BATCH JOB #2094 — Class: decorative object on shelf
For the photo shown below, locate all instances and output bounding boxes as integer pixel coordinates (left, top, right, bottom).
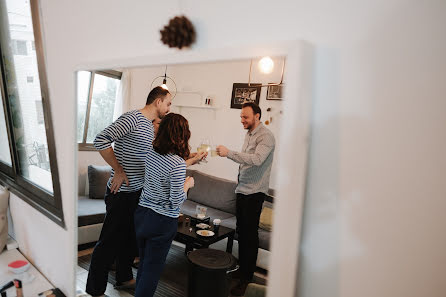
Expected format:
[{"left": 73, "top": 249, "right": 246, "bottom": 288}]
[
  {"left": 264, "top": 108, "right": 282, "bottom": 125},
  {"left": 204, "top": 96, "right": 213, "bottom": 106},
  {"left": 266, "top": 84, "right": 283, "bottom": 100},
  {"left": 150, "top": 65, "right": 177, "bottom": 98},
  {"left": 160, "top": 15, "right": 196, "bottom": 49},
  {"left": 230, "top": 83, "right": 261, "bottom": 109},
  {"left": 265, "top": 107, "right": 272, "bottom": 125},
  {"left": 248, "top": 56, "right": 286, "bottom": 87}
]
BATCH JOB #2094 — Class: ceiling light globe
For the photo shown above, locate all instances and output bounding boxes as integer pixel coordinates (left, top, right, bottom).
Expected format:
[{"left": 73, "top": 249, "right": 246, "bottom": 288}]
[
  {"left": 161, "top": 83, "right": 169, "bottom": 90},
  {"left": 258, "top": 56, "right": 274, "bottom": 74}
]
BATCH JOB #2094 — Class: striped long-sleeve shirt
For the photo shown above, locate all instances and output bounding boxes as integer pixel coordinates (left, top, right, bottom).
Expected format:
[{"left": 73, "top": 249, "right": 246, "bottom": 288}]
[
  {"left": 227, "top": 123, "right": 275, "bottom": 195},
  {"left": 93, "top": 110, "right": 154, "bottom": 193},
  {"left": 138, "top": 150, "right": 187, "bottom": 218}
]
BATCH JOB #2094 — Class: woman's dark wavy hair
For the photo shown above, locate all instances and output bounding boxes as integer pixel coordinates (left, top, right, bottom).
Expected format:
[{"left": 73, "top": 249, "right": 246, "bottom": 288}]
[{"left": 153, "top": 113, "right": 191, "bottom": 159}]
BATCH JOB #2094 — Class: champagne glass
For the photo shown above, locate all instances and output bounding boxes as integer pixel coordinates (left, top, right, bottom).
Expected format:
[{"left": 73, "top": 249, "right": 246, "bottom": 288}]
[
  {"left": 211, "top": 144, "right": 218, "bottom": 157},
  {"left": 197, "top": 138, "right": 211, "bottom": 163}
]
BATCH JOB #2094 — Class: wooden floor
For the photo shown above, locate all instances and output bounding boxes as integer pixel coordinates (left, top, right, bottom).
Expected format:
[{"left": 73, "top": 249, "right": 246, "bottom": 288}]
[{"left": 76, "top": 243, "right": 267, "bottom": 297}]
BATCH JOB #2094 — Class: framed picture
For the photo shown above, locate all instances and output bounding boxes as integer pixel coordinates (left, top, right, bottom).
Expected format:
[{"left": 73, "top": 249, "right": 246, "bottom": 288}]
[
  {"left": 266, "top": 84, "right": 283, "bottom": 100},
  {"left": 230, "top": 83, "right": 261, "bottom": 109}
]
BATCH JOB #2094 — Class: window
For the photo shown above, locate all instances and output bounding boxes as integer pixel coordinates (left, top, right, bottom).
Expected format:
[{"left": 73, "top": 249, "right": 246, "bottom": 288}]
[
  {"left": 77, "top": 70, "right": 121, "bottom": 150},
  {"left": 27, "top": 76, "right": 33, "bottom": 83},
  {"left": 35, "top": 101, "right": 44, "bottom": 124},
  {"left": 0, "top": 91, "right": 12, "bottom": 167},
  {"left": 0, "top": 0, "right": 64, "bottom": 226},
  {"left": 12, "top": 40, "right": 28, "bottom": 56}
]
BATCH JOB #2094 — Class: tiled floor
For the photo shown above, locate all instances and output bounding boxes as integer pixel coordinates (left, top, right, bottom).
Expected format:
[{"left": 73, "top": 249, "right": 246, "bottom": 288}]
[
  {"left": 76, "top": 247, "right": 133, "bottom": 297},
  {"left": 76, "top": 265, "right": 134, "bottom": 297}
]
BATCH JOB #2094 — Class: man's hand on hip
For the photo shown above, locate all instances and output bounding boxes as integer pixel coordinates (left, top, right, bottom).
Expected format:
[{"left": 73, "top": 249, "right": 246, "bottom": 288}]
[
  {"left": 110, "top": 167, "right": 129, "bottom": 193},
  {"left": 216, "top": 145, "right": 229, "bottom": 157}
]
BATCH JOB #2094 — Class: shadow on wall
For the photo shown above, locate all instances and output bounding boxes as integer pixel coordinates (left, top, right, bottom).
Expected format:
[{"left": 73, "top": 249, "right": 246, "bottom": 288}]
[{"left": 296, "top": 47, "right": 340, "bottom": 297}]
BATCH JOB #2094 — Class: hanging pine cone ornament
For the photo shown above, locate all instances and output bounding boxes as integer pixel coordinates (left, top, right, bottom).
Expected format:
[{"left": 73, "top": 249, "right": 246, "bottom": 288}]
[{"left": 160, "top": 16, "right": 196, "bottom": 49}]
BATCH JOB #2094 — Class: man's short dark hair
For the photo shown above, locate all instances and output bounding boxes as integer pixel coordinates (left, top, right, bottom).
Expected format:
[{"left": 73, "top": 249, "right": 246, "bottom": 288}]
[
  {"left": 242, "top": 102, "right": 262, "bottom": 120},
  {"left": 146, "top": 86, "right": 170, "bottom": 105}
]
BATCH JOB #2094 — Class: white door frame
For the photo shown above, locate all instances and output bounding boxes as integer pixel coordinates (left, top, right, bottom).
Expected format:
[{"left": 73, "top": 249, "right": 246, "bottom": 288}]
[{"left": 74, "top": 40, "right": 313, "bottom": 297}]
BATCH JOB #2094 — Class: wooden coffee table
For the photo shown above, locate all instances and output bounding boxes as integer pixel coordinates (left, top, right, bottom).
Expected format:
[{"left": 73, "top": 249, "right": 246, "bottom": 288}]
[{"left": 175, "top": 215, "right": 235, "bottom": 255}]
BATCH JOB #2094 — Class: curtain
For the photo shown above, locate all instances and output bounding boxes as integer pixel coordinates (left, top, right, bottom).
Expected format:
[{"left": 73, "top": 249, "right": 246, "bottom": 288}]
[{"left": 113, "top": 69, "right": 131, "bottom": 120}]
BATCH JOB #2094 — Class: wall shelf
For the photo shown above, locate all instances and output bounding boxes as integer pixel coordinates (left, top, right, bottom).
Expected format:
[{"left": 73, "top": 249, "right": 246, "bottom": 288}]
[
  {"left": 172, "top": 90, "right": 219, "bottom": 111},
  {"left": 172, "top": 104, "right": 219, "bottom": 109}
]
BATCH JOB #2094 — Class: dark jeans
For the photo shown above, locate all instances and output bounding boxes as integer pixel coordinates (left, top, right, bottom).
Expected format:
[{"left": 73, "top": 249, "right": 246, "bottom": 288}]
[
  {"left": 86, "top": 188, "right": 141, "bottom": 296},
  {"left": 236, "top": 192, "right": 265, "bottom": 282},
  {"left": 134, "top": 206, "right": 178, "bottom": 297}
]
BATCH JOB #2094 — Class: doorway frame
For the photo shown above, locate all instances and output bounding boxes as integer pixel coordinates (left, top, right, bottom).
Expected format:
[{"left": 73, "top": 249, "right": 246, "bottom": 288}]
[{"left": 74, "top": 40, "right": 313, "bottom": 297}]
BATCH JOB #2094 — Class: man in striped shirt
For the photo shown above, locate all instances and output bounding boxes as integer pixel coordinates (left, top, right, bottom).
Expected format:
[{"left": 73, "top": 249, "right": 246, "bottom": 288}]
[
  {"left": 217, "top": 102, "right": 275, "bottom": 296},
  {"left": 86, "top": 87, "right": 172, "bottom": 297}
]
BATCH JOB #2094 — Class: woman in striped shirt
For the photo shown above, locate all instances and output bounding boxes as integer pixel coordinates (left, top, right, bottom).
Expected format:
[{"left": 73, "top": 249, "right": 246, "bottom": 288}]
[{"left": 134, "top": 113, "right": 195, "bottom": 297}]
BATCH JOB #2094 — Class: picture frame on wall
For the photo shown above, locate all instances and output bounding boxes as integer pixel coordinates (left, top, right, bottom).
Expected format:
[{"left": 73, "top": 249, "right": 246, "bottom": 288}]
[
  {"left": 230, "top": 83, "right": 261, "bottom": 109},
  {"left": 266, "top": 84, "right": 283, "bottom": 100}
]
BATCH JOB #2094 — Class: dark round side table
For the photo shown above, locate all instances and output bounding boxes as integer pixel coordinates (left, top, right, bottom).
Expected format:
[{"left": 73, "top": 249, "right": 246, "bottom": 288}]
[{"left": 187, "top": 248, "right": 238, "bottom": 297}]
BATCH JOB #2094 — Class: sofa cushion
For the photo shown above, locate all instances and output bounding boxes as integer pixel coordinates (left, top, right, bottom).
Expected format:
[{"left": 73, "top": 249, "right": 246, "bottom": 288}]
[
  {"left": 78, "top": 195, "right": 106, "bottom": 226},
  {"left": 258, "top": 228, "right": 270, "bottom": 251},
  {"left": 220, "top": 216, "right": 237, "bottom": 230},
  {"left": 259, "top": 201, "right": 273, "bottom": 232},
  {"left": 88, "top": 165, "right": 111, "bottom": 199},
  {"left": 186, "top": 170, "right": 237, "bottom": 214}
]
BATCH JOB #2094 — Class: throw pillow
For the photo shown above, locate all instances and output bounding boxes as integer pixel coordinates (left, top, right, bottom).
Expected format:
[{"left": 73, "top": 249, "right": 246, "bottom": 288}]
[
  {"left": 88, "top": 165, "right": 112, "bottom": 199},
  {"left": 259, "top": 202, "right": 273, "bottom": 232}
]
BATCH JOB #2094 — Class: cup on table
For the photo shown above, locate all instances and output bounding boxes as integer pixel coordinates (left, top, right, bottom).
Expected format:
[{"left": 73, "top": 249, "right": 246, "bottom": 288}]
[{"left": 213, "top": 218, "right": 221, "bottom": 233}]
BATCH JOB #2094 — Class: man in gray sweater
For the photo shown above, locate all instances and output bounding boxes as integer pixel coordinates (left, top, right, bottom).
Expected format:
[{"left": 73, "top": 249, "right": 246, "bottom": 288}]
[{"left": 217, "top": 102, "right": 275, "bottom": 296}]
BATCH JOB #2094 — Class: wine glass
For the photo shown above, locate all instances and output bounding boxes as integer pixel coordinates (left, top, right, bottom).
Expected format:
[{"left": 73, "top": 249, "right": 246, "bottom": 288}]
[{"left": 197, "top": 138, "right": 211, "bottom": 163}]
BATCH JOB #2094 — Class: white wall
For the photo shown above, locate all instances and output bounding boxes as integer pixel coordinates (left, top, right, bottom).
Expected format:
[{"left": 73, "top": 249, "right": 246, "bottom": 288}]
[
  {"left": 127, "top": 60, "right": 284, "bottom": 189},
  {"left": 34, "top": 0, "right": 446, "bottom": 296}
]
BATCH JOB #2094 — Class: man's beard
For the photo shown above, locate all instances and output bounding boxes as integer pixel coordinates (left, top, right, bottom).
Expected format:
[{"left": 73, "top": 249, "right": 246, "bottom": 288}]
[{"left": 158, "top": 110, "right": 167, "bottom": 119}]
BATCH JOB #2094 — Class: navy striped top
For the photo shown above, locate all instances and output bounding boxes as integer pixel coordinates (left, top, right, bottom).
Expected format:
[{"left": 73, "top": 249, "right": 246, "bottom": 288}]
[
  {"left": 138, "top": 150, "right": 187, "bottom": 218},
  {"left": 94, "top": 110, "right": 154, "bottom": 193}
]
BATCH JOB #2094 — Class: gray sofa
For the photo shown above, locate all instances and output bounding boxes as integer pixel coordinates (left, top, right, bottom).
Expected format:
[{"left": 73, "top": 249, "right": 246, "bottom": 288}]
[
  {"left": 78, "top": 166, "right": 273, "bottom": 270},
  {"left": 183, "top": 169, "right": 272, "bottom": 270},
  {"left": 77, "top": 165, "right": 111, "bottom": 246}
]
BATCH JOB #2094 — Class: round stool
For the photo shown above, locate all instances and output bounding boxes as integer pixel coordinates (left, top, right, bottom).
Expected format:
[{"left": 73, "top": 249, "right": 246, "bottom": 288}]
[{"left": 187, "top": 248, "right": 237, "bottom": 297}]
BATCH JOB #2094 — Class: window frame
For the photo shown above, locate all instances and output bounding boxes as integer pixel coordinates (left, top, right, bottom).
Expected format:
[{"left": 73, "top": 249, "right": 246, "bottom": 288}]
[
  {"left": 77, "top": 70, "right": 122, "bottom": 151},
  {"left": 0, "top": 0, "right": 64, "bottom": 227}
]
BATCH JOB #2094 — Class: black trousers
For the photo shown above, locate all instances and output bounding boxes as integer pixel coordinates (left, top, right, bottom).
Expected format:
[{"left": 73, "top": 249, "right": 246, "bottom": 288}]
[
  {"left": 236, "top": 192, "right": 265, "bottom": 282},
  {"left": 134, "top": 206, "right": 178, "bottom": 297},
  {"left": 86, "top": 188, "right": 141, "bottom": 296}
]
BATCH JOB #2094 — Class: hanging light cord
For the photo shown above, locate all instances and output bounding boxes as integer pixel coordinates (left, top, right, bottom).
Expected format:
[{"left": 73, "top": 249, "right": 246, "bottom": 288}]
[
  {"left": 150, "top": 65, "right": 177, "bottom": 98},
  {"left": 163, "top": 65, "right": 168, "bottom": 84}
]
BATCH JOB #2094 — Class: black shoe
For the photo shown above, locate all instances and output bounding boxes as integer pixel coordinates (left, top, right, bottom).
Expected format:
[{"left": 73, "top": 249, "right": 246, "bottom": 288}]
[
  {"left": 230, "top": 281, "right": 249, "bottom": 296},
  {"left": 114, "top": 280, "right": 136, "bottom": 290}
]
